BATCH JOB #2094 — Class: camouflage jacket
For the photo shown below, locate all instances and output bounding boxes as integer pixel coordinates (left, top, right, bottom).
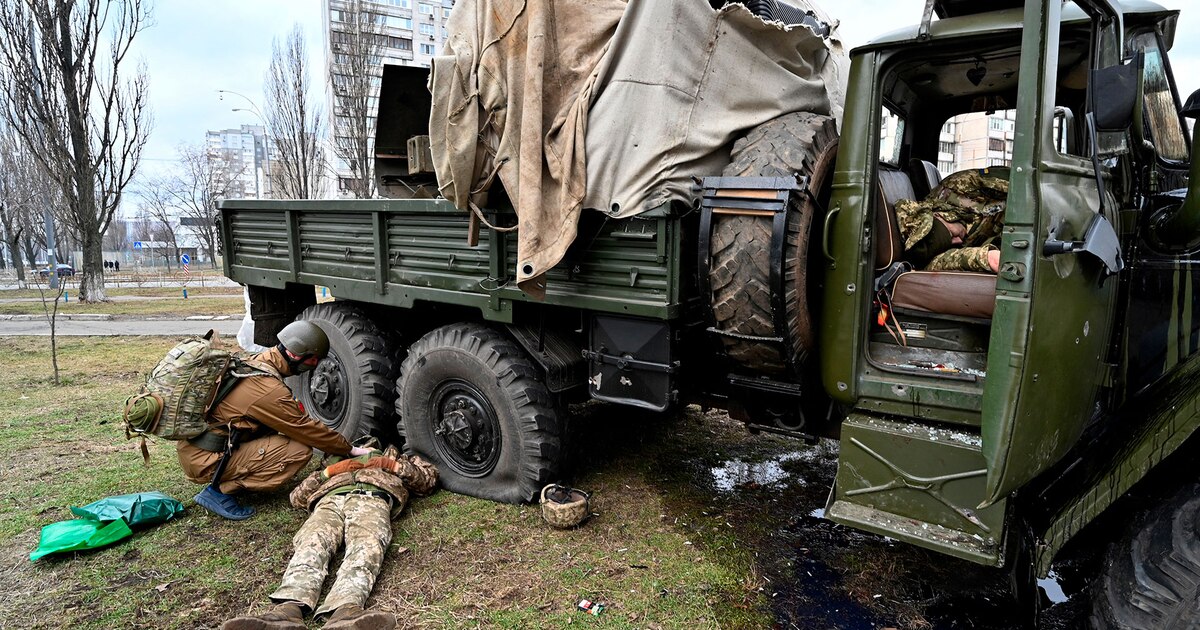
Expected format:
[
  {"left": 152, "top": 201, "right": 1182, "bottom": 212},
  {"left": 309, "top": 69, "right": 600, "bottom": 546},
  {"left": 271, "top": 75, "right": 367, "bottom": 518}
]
[
  {"left": 895, "top": 170, "right": 1009, "bottom": 272},
  {"left": 289, "top": 447, "right": 438, "bottom": 519}
]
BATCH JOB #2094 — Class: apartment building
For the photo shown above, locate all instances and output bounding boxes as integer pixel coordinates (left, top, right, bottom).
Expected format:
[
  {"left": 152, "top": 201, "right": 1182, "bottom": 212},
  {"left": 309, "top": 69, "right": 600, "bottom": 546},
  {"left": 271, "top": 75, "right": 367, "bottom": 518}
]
[
  {"left": 323, "top": 0, "right": 454, "bottom": 195},
  {"left": 204, "top": 124, "right": 276, "bottom": 199}
]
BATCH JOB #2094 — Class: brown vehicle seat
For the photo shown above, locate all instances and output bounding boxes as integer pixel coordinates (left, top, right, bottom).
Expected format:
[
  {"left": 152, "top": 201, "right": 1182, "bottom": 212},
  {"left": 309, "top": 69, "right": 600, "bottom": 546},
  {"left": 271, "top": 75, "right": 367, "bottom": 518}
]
[{"left": 874, "top": 163, "right": 997, "bottom": 320}]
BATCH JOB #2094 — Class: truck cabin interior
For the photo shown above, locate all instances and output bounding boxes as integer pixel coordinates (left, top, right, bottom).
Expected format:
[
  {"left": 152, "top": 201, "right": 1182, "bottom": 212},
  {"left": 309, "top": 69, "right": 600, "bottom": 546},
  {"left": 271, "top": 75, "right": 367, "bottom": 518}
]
[{"left": 865, "top": 14, "right": 1093, "bottom": 383}]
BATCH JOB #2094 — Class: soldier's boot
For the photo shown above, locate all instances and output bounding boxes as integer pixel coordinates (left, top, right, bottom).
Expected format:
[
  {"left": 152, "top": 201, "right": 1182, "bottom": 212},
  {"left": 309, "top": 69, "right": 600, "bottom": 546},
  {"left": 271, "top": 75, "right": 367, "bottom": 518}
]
[
  {"left": 195, "top": 485, "right": 255, "bottom": 520},
  {"left": 322, "top": 604, "right": 397, "bottom": 630},
  {"left": 219, "top": 602, "right": 306, "bottom": 630}
]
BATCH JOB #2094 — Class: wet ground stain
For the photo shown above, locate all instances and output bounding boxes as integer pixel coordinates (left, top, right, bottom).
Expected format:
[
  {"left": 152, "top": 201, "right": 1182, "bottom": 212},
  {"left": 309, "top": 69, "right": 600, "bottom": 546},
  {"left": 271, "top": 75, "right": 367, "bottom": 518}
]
[{"left": 567, "top": 403, "right": 1096, "bottom": 629}]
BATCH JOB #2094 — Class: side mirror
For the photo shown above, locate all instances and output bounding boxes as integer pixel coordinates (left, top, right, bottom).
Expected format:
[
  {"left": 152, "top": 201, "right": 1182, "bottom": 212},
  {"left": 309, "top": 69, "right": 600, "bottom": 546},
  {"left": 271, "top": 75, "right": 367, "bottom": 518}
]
[
  {"left": 1182, "top": 88, "right": 1200, "bottom": 120},
  {"left": 1090, "top": 52, "right": 1144, "bottom": 131}
]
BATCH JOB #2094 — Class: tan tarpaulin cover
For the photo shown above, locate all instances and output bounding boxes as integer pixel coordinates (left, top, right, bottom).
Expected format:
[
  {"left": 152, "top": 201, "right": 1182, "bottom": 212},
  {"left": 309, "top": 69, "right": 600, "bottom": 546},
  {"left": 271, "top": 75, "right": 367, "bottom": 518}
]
[{"left": 429, "top": 0, "right": 847, "bottom": 298}]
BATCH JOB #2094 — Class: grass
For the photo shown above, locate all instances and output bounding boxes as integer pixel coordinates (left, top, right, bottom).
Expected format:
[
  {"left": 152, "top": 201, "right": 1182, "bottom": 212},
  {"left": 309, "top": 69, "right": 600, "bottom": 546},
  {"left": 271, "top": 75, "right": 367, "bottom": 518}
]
[
  {"left": 0, "top": 286, "right": 240, "bottom": 300},
  {"left": 0, "top": 336, "right": 775, "bottom": 630},
  {"left": 0, "top": 297, "right": 244, "bottom": 317}
]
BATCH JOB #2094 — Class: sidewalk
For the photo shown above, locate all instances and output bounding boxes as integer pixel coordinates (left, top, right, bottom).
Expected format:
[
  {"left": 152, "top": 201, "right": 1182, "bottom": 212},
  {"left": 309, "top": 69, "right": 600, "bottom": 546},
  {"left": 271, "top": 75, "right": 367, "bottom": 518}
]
[{"left": 0, "top": 316, "right": 242, "bottom": 336}]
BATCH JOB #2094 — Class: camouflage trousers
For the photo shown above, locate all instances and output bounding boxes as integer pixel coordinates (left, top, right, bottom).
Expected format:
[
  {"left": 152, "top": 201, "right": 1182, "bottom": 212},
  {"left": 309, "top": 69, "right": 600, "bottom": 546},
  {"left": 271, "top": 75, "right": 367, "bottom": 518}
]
[
  {"left": 269, "top": 492, "right": 392, "bottom": 616},
  {"left": 926, "top": 245, "right": 996, "bottom": 273}
]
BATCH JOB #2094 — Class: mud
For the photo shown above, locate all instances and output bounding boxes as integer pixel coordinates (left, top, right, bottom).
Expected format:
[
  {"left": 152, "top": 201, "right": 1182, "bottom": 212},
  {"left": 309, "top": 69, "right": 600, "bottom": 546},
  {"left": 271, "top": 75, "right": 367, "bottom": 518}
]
[{"left": 568, "top": 403, "right": 1096, "bottom": 629}]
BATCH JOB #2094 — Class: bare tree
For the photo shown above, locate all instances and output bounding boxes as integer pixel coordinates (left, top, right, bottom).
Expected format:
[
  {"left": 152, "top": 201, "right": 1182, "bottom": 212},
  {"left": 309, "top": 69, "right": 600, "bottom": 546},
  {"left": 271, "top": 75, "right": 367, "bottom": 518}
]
[
  {"left": 328, "top": 3, "right": 382, "bottom": 199},
  {"left": 0, "top": 124, "right": 60, "bottom": 286},
  {"left": 103, "top": 215, "right": 127, "bottom": 252},
  {"left": 0, "top": 0, "right": 153, "bottom": 302},
  {"left": 264, "top": 24, "right": 327, "bottom": 200},
  {"left": 150, "top": 143, "right": 241, "bottom": 268},
  {"left": 135, "top": 184, "right": 180, "bottom": 271}
]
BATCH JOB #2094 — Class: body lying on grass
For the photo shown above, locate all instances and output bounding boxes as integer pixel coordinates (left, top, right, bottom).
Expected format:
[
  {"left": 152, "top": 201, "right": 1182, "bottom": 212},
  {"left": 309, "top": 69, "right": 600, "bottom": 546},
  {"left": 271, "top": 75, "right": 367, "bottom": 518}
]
[{"left": 221, "top": 444, "right": 439, "bottom": 630}]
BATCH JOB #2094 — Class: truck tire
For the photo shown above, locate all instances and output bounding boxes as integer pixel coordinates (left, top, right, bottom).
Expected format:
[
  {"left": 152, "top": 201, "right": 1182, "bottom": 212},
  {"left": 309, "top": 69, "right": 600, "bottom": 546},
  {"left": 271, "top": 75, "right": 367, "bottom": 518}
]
[
  {"left": 293, "top": 302, "right": 397, "bottom": 442},
  {"left": 709, "top": 112, "right": 839, "bottom": 373},
  {"left": 1091, "top": 482, "right": 1200, "bottom": 629},
  {"left": 395, "top": 323, "right": 561, "bottom": 504}
]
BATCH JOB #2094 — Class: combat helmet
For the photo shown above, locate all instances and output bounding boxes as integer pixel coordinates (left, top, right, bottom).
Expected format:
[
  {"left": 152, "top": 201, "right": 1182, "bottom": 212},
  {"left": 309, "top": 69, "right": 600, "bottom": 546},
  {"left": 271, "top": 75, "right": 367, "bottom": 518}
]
[
  {"left": 540, "top": 484, "right": 591, "bottom": 529},
  {"left": 277, "top": 320, "right": 330, "bottom": 374}
]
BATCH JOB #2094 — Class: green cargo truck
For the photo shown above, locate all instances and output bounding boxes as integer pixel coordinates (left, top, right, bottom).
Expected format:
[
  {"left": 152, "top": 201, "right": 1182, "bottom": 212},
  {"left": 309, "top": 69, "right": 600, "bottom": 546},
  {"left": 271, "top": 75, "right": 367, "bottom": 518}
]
[{"left": 222, "top": 0, "right": 1200, "bottom": 625}]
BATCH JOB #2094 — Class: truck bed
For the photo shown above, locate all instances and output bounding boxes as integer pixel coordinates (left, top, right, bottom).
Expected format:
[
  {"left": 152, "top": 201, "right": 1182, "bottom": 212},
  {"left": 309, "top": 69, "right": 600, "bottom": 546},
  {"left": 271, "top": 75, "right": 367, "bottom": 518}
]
[{"left": 219, "top": 198, "right": 683, "bottom": 322}]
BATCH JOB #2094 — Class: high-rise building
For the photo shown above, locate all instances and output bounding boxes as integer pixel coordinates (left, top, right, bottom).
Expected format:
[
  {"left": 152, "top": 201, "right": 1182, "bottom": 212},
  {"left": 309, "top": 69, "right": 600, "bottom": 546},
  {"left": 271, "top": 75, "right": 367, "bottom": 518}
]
[
  {"left": 323, "top": 0, "right": 454, "bottom": 196},
  {"left": 205, "top": 124, "right": 276, "bottom": 199},
  {"left": 946, "top": 110, "right": 1017, "bottom": 171},
  {"left": 324, "top": 0, "right": 453, "bottom": 195}
]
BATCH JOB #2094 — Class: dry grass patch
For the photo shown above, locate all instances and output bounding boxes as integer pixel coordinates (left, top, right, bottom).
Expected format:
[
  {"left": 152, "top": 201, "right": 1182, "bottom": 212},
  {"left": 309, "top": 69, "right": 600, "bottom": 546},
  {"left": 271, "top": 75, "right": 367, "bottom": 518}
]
[
  {"left": 0, "top": 297, "right": 243, "bottom": 317},
  {"left": 0, "top": 336, "right": 773, "bottom": 629}
]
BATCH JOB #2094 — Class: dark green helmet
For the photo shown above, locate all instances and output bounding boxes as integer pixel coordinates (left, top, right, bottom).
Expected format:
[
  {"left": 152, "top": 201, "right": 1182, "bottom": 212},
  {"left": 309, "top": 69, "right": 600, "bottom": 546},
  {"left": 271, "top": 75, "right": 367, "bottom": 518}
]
[{"left": 277, "top": 320, "right": 330, "bottom": 360}]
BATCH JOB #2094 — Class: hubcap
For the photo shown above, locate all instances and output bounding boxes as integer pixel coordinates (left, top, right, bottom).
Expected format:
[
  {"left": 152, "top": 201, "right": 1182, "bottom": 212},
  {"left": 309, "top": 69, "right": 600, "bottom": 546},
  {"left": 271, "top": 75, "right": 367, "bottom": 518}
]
[
  {"left": 307, "top": 353, "right": 348, "bottom": 428},
  {"left": 430, "top": 380, "right": 501, "bottom": 477}
]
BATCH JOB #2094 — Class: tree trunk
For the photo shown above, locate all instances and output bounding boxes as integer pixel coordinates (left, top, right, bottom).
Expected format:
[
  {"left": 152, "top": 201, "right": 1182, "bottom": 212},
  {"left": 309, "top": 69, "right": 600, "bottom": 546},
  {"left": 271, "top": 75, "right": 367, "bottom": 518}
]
[
  {"left": 78, "top": 229, "right": 106, "bottom": 302},
  {"left": 208, "top": 241, "right": 217, "bottom": 268},
  {"left": 4, "top": 233, "right": 21, "bottom": 281},
  {"left": 22, "top": 235, "right": 37, "bottom": 270}
]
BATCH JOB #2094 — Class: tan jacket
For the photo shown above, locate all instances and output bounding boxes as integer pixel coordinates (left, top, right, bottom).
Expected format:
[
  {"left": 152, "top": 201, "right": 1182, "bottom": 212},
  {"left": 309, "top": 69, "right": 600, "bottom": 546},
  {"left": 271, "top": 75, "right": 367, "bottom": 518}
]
[
  {"left": 289, "top": 451, "right": 438, "bottom": 519},
  {"left": 176, "top": 348, "right": 353, "bottom": 469}
]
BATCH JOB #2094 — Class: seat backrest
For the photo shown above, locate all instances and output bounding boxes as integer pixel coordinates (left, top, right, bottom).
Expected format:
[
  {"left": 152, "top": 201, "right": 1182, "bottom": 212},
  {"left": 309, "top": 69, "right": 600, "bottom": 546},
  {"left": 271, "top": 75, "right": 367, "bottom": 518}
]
[
  {"left": 874, "top": 165, "right": 915, "bottom": 270},
  {"left": 908, "top": 159, "right": 942, "bottom": 200}
]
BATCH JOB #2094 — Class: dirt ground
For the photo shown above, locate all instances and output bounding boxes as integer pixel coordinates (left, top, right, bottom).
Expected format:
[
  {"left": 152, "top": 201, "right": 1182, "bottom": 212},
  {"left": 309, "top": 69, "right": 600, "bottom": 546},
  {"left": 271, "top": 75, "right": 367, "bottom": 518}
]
[
  {"left": 0, "top": 335, "right": 1098, "bottom": 629},
  {"left": 564, "top": 404, "right": 1097, "bottom": 630}
]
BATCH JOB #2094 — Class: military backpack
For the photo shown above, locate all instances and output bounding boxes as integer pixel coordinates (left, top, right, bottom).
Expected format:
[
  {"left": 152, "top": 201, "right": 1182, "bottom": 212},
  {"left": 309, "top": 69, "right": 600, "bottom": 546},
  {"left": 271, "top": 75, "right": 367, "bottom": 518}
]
[{"left": 123, "top": 330, "right": 276, "bottom": 447}]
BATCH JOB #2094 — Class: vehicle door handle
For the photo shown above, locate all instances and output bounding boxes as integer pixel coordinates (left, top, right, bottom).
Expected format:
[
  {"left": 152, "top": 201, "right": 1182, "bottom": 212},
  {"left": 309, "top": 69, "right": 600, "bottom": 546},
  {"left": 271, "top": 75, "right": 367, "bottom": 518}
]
[{"left": 822, "top": 202, "right": 841, "bottom": 264}]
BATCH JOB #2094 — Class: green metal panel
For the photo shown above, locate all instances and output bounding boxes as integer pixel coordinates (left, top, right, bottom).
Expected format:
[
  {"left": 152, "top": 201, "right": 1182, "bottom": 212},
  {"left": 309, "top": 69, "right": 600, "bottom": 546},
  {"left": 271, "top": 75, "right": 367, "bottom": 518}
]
[
  {"left": 819, "top": 51, "right": 876, "bottom": 405},
  {"left": 827, "top": 413, "right": 1006, "bottom": 567},
  {"left": 1035, "top": 351, "right": 1200, "bottom": 575},
  {"left": 219, "top": 199, "right": 679, "bottom": 321},
  {"left": 979, "top": 0, "right": 1121, "bottom": 506},
  {"left": 855, "top": 372, "right": 983, "bottom": 426}
]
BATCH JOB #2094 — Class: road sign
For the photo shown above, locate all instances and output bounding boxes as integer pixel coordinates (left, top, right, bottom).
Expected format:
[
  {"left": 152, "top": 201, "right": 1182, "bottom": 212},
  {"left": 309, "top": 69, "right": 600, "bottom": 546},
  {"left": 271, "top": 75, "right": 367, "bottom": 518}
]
[
  {"left": 180, "top": 254, "right": 191, "bottom": 265},
  {"left": 133, "top": 241, "right": 144, "bottom": 250}
]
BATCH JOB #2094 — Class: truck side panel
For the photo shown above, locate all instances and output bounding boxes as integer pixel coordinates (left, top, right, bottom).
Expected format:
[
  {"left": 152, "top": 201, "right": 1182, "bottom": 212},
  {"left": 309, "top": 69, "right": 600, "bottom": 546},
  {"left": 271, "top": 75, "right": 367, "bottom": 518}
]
[{"left": 221, "top": 199, "right": 682, "bottom": 322}]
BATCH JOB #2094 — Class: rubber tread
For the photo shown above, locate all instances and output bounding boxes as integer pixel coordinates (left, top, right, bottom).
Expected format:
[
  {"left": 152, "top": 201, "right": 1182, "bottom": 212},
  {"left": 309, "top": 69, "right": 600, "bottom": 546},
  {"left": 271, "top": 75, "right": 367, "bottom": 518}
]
[
  {"left": 395, "top": 323, "right": 561, "bottom": 504},
  {"left": 297, "top": 302, "right": 398, "bottom": 440},
  {"left": 1091, "top": 482, "right": 1200, "bottom": 629},
  {"left": 710, "top": 112, "right": 838, "bottom": 373}
]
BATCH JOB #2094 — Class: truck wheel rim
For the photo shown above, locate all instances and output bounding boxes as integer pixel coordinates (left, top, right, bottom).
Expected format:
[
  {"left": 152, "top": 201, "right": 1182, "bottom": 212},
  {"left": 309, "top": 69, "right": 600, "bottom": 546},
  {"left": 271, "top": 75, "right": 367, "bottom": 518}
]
[
  {"left": 308, "top": 353, "right": 348, "bottom": 427},
  {"left": 430, "top": 379, "right": 501, "bottom": 477}
]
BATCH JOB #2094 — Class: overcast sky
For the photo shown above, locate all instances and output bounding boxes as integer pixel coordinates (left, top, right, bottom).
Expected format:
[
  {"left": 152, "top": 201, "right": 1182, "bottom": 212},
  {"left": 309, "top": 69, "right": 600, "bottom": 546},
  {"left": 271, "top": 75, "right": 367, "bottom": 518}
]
[{"left": 131, "top": 0, "right": 1199, "bottom": 181}]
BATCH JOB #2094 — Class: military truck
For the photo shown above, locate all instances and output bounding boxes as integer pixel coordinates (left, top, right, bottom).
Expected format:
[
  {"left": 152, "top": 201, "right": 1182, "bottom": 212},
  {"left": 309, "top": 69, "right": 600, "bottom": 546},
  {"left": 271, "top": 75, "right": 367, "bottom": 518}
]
[{"left": 221, "top": 0, "right": 1200, "bottom": 625}]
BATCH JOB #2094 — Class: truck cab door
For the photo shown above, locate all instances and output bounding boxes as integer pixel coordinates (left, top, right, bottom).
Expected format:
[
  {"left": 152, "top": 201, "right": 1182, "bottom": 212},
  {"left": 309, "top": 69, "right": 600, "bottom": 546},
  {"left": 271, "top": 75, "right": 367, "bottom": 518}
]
[{"left": 980, "top": 0, "right": 1126, "bottom": 506}]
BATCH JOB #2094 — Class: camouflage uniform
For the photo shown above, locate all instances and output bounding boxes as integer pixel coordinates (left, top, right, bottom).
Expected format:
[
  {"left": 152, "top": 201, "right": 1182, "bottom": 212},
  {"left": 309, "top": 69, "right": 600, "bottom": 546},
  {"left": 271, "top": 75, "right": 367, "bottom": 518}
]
[
  {"left": 268, "top": 447, "right": 438, "bottom": 616},
  {"left": 895, "top": 170, "right": 1009, "bottom": 273}
]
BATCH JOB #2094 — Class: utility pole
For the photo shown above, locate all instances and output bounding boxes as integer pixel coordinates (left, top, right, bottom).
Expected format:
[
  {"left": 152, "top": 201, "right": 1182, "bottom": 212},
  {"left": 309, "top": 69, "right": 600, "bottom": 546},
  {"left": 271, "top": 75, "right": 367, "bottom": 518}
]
[{"left": 28, "top": 18, "right": 57, "bottom": 289}]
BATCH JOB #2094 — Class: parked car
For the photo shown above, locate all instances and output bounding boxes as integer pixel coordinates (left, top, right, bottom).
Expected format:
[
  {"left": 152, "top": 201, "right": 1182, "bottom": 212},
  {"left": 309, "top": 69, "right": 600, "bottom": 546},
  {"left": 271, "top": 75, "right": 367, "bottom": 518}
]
[{"left": 37, "top": 264, "right": 74, "bottom": 278}]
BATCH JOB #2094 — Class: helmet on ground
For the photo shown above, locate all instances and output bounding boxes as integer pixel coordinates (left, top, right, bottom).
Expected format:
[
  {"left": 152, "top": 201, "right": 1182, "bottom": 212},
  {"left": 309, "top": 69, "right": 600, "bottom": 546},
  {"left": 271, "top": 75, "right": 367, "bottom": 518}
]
[
  {"left": 277, "top": 320, "right": 330, "bottom": 360},
  {"left": 540, "top": 484, "right": 590, "bottom": 529}
]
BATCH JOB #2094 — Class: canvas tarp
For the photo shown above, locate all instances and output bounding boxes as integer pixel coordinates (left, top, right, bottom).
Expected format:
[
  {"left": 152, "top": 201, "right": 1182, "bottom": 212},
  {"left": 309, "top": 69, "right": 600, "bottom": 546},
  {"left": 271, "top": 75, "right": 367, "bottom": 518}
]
[{"left": 429, "top": 0, "right": 847, "bottom": 298}]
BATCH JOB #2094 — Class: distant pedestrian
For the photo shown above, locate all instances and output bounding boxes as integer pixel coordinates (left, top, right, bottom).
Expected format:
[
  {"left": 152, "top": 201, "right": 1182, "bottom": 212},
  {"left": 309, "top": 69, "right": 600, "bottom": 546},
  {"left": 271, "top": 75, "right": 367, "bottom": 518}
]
[{"left": 114, "top": 260, "right": 120, "bottom": 272}]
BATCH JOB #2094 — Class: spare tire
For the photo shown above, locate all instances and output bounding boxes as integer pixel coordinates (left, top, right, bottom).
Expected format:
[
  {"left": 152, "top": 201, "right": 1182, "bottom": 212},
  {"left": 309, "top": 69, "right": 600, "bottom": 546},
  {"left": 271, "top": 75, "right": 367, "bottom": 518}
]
[{"left": 709, "top": 112, "right": 839, "bottom": 373}]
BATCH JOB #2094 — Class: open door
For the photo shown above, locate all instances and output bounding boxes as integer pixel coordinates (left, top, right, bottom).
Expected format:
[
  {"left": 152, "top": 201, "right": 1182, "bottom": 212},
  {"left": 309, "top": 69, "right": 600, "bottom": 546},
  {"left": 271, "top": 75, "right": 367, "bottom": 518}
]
[{"left": 980, "top": 0, "right": 1125, "bottom": 506}]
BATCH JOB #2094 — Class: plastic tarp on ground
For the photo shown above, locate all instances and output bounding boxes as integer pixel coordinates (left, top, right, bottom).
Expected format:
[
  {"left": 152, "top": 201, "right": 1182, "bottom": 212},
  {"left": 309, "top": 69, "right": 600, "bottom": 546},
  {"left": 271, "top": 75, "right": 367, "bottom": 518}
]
[
  {"left": 430, "top": 0, "right": 847, "bottom": 298},
  {"left": 30, "top": 491, "right": 184, "bottom": 561}
]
